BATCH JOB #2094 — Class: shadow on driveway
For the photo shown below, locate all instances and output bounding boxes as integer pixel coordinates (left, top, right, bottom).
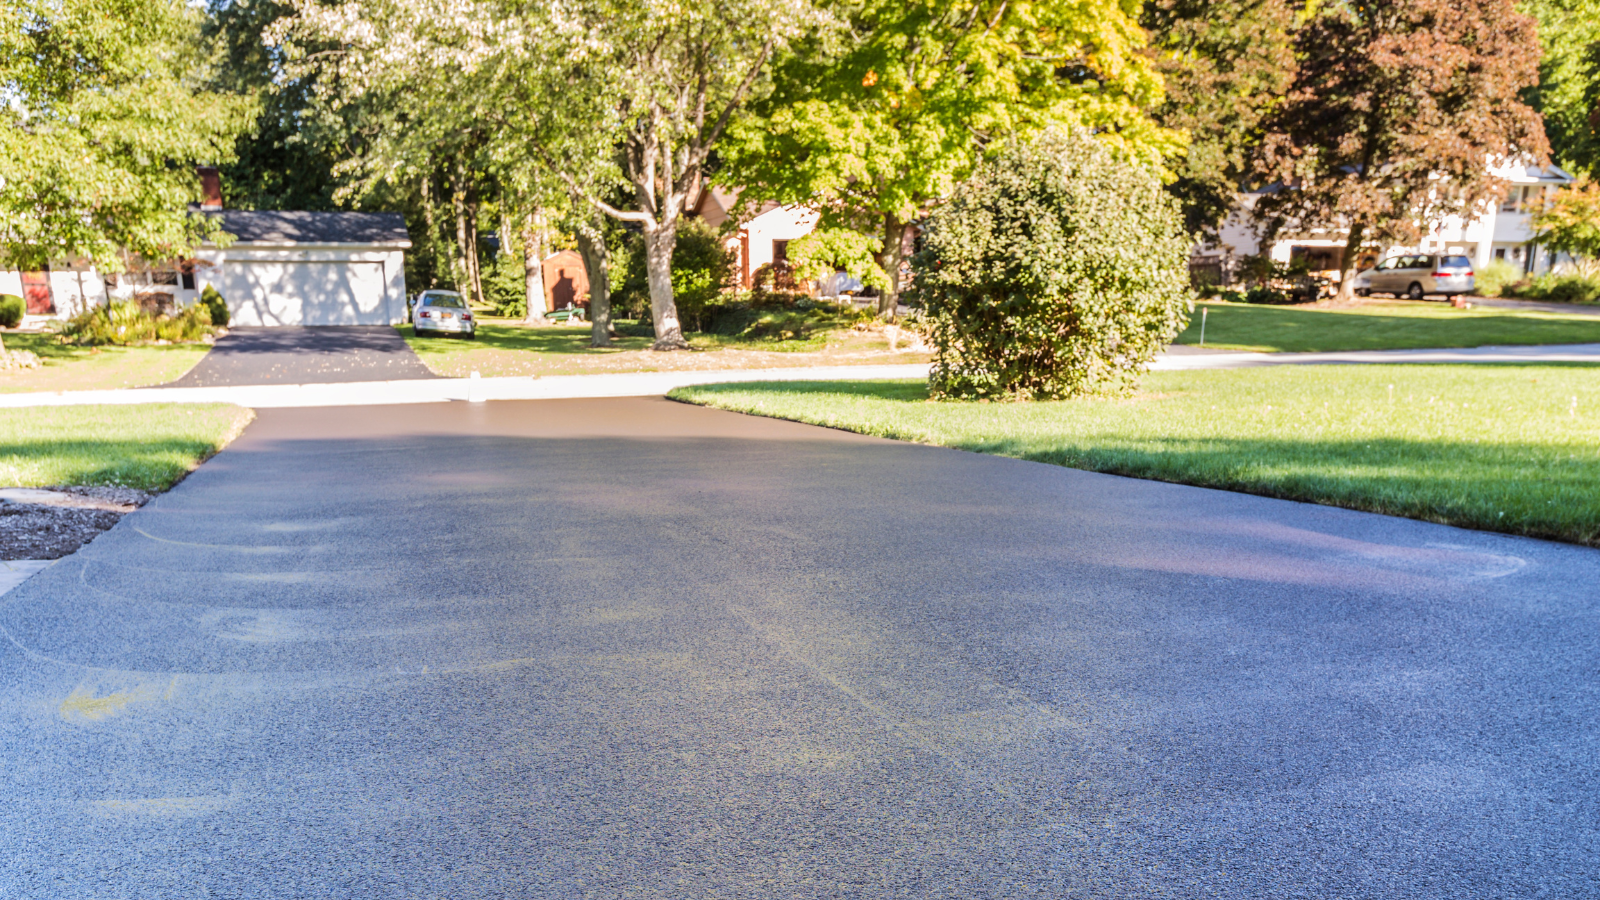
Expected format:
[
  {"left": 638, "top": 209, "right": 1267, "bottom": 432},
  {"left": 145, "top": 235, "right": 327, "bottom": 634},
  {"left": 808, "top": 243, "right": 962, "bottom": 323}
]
[{"left": 164, "top": 325, "right": 438, "bottom": 387}]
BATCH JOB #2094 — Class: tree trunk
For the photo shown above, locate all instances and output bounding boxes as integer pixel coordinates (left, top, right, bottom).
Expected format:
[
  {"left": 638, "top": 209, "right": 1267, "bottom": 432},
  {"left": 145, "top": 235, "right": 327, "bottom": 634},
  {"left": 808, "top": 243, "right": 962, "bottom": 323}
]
[
  {"left": 1334, "top": 220, "right": 1367, "bottom": 302},
  {"left": 877, "top": 214, "right": 908, "bottom": 321},
  {"left": 421, "top": 175, "right": 443, "bottom": 290},
  {"left": 577, "top": 218, "right": 612, "bottom": 347},
  {"left": 522, "top": 210, "right": 548, "bottom": 324},
  {"left": 643, "top": 221, "right": 688, "bottom": 350},
  {"left": 451, "top": 179, "right": 472, "bottom": 299},
  {"left": 465, "top": 202, "right": 485, "bottom": 307}
]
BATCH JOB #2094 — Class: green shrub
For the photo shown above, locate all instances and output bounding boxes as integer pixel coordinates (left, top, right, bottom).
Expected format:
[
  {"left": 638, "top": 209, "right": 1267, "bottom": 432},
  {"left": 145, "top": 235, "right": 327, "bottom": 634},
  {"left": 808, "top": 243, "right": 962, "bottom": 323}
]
[
  {"left": 61, "top": 301, "right": 214, "bottom": 345},
  {"left": 200, "top": 285, "right": 230, "bottom": 327},
  {"left": 1507, "top": 272, "right": 1600, "bottom": 303},
  {"left": 0, "top": 294, "right": 24, "bottom": 328},
  {"left": 1473, "top": 260, "right": 1521, "bottom": 297},
  {"left": 485, "top": 248, "right": 527, "bottom": 317},
  {"left": 911, "top": 128, "right": 1193, "bottom": 400},
  {"left": 1243, "top": 285, "right": 1295, "bottom": 305},
  {"left": 670, "top": 219, "right": 739, "bottom": 331}
]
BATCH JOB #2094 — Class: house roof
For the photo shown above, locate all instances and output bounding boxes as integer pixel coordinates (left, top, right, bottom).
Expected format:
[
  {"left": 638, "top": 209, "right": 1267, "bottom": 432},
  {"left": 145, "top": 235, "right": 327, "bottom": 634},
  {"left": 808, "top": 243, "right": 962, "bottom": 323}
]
[{"left": 204, "top": 210, "right": 412, "bottom": 246}]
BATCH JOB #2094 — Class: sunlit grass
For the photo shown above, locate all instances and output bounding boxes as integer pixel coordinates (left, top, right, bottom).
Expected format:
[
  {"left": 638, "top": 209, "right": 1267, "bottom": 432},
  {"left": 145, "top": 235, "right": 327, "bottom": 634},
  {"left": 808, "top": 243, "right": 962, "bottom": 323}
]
[
  {"left": 672, "top": 364, "right": 1600, "bottom": 546},
  {"left": 0, "top": 404, "right": 254, "bottom": 489},
  {"left": 1177, "top": 299, "right": 1600, "bottom": 353}
]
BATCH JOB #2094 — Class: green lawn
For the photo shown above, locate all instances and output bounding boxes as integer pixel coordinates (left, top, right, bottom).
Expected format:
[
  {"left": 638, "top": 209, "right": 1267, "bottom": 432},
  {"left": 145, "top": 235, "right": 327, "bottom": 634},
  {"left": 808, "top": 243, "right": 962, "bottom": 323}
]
[
  {"left": 0, "top": 403, "right": 254, "bottom": 490},
  {"left": 0, "top": 332, "right": 209, "bottom": 394},
  {"left": 401, "top": 320, "right": 928, "bottom": 378},
  {"left": 1177, "top": 300, "right": 1600, "bottom": 352},
  {"left": 671, "top": 364, "right": 1600, "bottom": 546}
]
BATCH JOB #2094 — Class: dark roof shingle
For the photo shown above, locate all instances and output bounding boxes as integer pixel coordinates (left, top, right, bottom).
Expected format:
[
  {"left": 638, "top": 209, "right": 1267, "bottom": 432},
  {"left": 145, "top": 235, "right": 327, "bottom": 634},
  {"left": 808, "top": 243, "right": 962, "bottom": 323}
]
[{"left": 205, "top": 210, "right": 411, "bottom": 246}]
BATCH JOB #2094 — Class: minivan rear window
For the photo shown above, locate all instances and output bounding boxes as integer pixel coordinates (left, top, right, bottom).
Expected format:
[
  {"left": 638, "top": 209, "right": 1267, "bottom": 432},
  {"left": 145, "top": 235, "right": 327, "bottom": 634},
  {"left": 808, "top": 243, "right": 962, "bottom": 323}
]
[{"left": 1440, "top": 256, "right": 1471, "bottom": 268}]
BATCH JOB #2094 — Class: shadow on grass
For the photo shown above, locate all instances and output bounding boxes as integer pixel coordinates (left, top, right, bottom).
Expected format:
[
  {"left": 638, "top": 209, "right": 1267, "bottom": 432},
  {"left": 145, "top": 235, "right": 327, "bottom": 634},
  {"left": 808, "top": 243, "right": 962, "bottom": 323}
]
[
  {"left": 3, "top": 332, "right": 206, "bottom": 363},
  {"left": 415, "top": 324, "right": 653, "bottom": 355}
]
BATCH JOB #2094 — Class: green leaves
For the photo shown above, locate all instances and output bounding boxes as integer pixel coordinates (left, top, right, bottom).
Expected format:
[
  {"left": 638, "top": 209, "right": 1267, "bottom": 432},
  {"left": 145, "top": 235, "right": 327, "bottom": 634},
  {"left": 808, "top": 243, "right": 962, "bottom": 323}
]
[
  {"left": 914, "top": 128, "right": 1193, "bottom": 400},
  {"left": 1530, "top": 176, "right": 1600, "bottom": 259},
  {"left": 0, "top": 0, "right": 252, "bottom": 270}
]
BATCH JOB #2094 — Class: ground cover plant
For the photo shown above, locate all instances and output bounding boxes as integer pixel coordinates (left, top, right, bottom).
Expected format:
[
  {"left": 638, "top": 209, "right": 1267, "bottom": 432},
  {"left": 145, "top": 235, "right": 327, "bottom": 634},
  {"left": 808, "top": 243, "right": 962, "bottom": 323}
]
[
  {"left": 0, "top": 403, "right": 254, "bottom": 490},
  {"left": 671, "top": 364, "right": 1600, "bottom": 546},
  {"left": 1178, "top": 300, "right": 1600, "bottom": 352},
  {"left": 0, "top": 333, "right": 209, "bottom": 393},
  {"left": 60, "top": 300, "right": 216, "bottom": 345}
]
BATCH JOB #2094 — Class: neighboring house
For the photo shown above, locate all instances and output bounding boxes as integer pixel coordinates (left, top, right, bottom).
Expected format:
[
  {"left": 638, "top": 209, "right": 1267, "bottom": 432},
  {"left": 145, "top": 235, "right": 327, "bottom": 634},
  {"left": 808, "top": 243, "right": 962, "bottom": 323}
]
[
  {"left": 692, "top": 187, "right": 820, "bottom": 288},
  {"left": 0, "top": 168, "right": 411, "bottom": 326},
  {"left": 1194, "top": 163, "right": 1575, "bottom": 283}
]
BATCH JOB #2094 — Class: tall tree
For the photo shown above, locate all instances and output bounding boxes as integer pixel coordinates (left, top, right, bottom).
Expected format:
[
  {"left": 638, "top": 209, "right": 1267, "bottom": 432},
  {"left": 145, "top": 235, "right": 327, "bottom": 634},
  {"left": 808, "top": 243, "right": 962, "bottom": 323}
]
[
  {"left": 521, "top": 0, "right": 817, "bottom": 348},
  {"left": 1253, "top": 0, "right": 1548, "bottom": 301},
  {"left": 0, "top": 0, "right": 251, "bottom": 270},
  {"left": 283, "top": 0, "right": 813, "bottom": 349},
  {"left": 718, "top": 0, "right": 1179, "bottom": 319},
  {"left": 1142, "top": 0, "right": 1294, "bottom": 238},
  {"left": 203, "top": 0, "right": 343, "bottom": 212},
  {"left": 1522, "top": 0, "right": 1600, "bottom": 178}
]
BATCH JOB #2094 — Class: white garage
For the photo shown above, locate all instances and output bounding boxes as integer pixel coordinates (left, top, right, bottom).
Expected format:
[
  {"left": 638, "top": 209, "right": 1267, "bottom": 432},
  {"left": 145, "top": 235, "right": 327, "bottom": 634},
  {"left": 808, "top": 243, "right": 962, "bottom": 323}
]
[{"left": 200, "top": 211, "right": 411, "bottom": 327}]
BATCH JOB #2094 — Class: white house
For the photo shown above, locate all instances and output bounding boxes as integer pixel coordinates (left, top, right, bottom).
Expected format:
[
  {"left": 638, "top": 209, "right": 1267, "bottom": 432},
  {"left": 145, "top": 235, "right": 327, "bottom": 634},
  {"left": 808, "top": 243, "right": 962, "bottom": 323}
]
[{"left": 1196, "top": 163, "right": 1576, "bottom": 281}]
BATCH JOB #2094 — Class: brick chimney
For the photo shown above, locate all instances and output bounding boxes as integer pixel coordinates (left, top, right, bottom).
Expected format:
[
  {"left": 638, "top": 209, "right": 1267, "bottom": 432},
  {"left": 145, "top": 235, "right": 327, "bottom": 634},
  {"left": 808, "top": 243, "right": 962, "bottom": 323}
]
[{"left": 197, "top": 166, "right": 223, "bottom": 210}]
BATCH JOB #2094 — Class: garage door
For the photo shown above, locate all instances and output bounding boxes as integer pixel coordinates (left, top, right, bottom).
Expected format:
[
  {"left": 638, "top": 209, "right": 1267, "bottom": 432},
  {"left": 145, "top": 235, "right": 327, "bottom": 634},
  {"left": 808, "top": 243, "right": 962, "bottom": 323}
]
[{"left": 217, "top": 261, "right": 390, "bottom": 326}]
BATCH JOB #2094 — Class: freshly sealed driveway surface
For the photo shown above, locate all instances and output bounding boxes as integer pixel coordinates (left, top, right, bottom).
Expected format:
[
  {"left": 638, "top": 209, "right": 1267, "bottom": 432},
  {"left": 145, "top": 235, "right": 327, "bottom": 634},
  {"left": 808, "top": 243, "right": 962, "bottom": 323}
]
[
  {"left": 2, "top": 397, "right": 1596, "bottom": 898},
  {"left": 165, "top": 325, "right": 437, "bottom": 387}
]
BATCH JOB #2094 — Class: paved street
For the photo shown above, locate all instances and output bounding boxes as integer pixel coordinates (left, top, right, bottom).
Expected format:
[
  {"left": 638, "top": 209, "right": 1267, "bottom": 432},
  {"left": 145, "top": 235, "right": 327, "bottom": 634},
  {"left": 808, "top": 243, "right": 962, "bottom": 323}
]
[
  {"left": 2, "top": 397, "right": 1596, "bottom": 898},
  {"left": 165, "top": 325, "right": 437, "bottom": 387}
]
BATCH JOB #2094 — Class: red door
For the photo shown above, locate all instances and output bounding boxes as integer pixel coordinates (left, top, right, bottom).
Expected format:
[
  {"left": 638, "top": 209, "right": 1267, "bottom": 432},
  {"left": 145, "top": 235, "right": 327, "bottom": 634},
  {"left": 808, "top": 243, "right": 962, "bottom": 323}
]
[{"left": 21, "top": 270, "right": 53, "bottom": 315}]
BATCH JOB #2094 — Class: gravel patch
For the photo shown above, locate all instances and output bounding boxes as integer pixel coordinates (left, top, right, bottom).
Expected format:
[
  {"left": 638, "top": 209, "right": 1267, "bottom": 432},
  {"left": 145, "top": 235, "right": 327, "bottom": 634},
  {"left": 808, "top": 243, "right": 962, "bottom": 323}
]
[{"left": 0, "top": 486, "right": 153, "bottom": 559}]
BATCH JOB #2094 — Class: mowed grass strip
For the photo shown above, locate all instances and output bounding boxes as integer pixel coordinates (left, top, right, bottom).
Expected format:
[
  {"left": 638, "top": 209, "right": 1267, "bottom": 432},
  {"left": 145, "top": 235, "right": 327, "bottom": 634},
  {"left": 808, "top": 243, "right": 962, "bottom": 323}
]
[
  {"left": 0, "top": 404, "right": 255, "bottom": 490},
  {"left": 0, "top": 333, "right": 210, "bottom": 393},
  {"left": 671, "top": 364, "right": 1600, "bottom": 546},
  {"left": 1176, "top": 300, "right": 1600, "bottom": 353}
]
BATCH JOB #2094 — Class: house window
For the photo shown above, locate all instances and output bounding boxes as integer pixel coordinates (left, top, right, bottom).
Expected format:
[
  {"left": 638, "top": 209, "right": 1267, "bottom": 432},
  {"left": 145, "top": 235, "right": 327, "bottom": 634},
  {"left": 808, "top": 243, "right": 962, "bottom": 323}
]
[
  {"left": 1494, "top": 248, "right": 1506, "bottom": 260},
  {"left": 772, "top": 240, "right": 789, "bottom": 264},
  {"left": 180, "top": 271, "right": 196, "bottom": 290}
]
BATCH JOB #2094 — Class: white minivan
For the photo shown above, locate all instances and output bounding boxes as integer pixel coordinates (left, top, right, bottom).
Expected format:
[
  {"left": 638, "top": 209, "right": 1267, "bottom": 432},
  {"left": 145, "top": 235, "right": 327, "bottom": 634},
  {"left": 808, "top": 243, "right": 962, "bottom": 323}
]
[{"left": 1353, "top": 254, "right": 1475, "bottom": 300}]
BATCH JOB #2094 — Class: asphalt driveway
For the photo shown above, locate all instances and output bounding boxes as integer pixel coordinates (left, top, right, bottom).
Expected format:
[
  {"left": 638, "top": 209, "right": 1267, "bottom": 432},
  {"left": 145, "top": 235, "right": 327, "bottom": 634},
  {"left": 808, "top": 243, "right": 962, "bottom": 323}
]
[
  {"left": 1, "top": 397, "right": 1595, "bottom": 898},
  {"left": 165, "top": 325, "right": 437, "bottom": 387}
]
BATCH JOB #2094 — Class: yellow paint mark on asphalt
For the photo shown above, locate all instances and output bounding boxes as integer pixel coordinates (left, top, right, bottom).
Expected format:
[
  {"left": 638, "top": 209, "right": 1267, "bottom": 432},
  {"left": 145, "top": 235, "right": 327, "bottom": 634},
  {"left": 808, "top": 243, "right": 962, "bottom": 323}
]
[{"left": 59, "top": 679, "right": 172, "bottom": 723}]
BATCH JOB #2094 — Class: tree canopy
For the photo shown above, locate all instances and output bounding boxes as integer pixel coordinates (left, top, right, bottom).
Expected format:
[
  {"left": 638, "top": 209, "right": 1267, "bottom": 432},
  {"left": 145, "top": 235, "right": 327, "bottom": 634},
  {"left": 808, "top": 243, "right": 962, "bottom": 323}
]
[
  {"left": 1252, "top": 0, "right": 1548, "bottom": 300},
  {"left": 0, "top": 0, "right": 252, "bottom": 270},
  {"left": 718, "top": 0, "right": 1179, "bottom": 319}
]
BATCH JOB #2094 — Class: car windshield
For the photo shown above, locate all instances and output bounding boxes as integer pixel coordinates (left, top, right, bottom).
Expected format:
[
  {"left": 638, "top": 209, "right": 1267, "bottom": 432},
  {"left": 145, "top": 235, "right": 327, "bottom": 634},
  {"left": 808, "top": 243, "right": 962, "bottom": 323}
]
[
  {"left": 423, "top": 294, "right": 466, "bottom": 308},
  {"left": 1440, "top": 256, "right": 1471, "bottom": 268}
]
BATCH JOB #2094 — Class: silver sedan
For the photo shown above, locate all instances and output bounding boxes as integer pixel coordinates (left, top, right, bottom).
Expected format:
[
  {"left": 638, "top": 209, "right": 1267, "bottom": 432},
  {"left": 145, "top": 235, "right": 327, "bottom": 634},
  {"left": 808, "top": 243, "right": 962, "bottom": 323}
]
[{"left": 412, "top": 291, "right": 477, "bottom": 338}]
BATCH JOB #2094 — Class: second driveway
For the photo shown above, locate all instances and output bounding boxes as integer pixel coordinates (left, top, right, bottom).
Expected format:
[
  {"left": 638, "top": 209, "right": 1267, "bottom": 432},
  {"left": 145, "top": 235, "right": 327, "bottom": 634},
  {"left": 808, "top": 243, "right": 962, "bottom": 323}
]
[
  {"left": 165, "top": 325, "right": 437, "bottom": 387},
  {"left": 2, "top": 398, "right": 1595, "bottom": 898}
]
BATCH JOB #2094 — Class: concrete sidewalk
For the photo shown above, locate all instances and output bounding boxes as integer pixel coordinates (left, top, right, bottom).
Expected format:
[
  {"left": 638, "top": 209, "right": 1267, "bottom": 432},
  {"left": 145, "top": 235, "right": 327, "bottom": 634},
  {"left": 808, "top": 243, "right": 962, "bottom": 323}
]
[
  {"left": 0, "top": 363, "right": 936, "bottom": 408},
  {"left": 1, "top": 343, "right": 1595, "bottom": 409}
]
